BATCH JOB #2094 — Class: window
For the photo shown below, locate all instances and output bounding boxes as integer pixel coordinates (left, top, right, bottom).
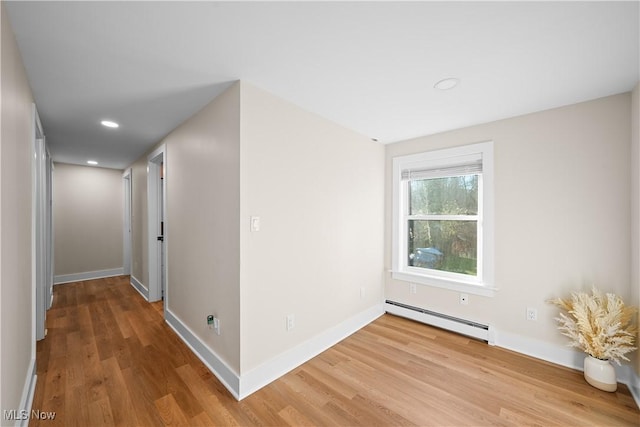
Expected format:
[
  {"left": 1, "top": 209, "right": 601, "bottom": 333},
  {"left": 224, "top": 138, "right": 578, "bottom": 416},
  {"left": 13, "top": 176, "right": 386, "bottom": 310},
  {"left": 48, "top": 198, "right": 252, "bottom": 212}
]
[{"left": 392, "top": 142, "right": 495, "bottom": 296}]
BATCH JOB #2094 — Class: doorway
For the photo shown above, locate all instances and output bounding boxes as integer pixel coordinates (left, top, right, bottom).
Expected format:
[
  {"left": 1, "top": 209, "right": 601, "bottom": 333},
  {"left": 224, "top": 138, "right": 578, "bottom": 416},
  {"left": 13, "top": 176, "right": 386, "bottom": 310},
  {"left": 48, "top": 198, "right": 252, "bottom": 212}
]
[
  {"left": 123, "top": 169, "right": 132, "bottom": 276},
  {"left": 32, "top": 104, "right": 52, "bottom": 341},
  {"left": 147, "top": 145, "right": 167, "bottom": 307}
]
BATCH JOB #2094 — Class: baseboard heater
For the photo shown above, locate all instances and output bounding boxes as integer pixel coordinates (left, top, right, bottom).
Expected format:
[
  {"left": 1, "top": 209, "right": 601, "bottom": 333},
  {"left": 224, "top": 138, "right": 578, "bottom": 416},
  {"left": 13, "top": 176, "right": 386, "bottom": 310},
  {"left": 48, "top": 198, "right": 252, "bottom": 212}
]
[{"left": 385, "top": 300, "right": 494, "bottom": 344}]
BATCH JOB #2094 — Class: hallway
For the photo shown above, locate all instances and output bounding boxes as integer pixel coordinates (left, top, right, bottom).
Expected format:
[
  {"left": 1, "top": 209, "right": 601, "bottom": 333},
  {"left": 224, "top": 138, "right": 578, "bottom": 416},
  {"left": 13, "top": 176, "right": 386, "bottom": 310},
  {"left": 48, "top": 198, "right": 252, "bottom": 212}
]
[
  {"left": 32, "top": 277, "right": 639, "bottom": 426},
  {"left": 33, "top": 276, "right": 246, "bottom": 426}
]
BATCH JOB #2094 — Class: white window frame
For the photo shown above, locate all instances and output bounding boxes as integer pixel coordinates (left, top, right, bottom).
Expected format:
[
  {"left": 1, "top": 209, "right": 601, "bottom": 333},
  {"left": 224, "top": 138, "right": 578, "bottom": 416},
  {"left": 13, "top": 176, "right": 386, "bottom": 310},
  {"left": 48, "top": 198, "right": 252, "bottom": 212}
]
[{"left": 392, "top": 141, "right": 496, "bottom": 297}]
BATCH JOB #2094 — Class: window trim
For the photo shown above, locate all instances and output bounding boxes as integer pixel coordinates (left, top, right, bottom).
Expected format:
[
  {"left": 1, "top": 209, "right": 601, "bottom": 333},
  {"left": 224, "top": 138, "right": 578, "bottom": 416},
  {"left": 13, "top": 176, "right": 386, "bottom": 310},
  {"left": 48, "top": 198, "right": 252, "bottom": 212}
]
[{"left": 392, "top": 142, "right": 496, "bottom": 297}]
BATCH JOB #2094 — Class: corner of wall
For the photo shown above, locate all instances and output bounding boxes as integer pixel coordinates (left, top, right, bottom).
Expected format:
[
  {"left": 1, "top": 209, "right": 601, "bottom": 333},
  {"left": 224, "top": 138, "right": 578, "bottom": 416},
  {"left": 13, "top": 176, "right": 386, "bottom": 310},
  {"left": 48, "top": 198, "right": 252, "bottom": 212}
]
[
  {"left": 129, "top": 275, "right": 148, "bottom": 300},
  {"left": 238, "top": 304, "right": 384, "bottom": 399},
  {"left": 238, "top": 82, "right": 385, "bottom": 376},
  {"left": 631, "top": 82, "right": 640, "bottom": 381},
  {"left": 164, "top": 309, "right": 241, "bottom": 399},
  {"left": 162, "top": 80, "right": 242, "bottom": 376},
  {"left": 630, "top": 369, "right": 640, "bottom": 410},
  {"left": 16, "top": 360, "right": 37, "bottom": 426}
]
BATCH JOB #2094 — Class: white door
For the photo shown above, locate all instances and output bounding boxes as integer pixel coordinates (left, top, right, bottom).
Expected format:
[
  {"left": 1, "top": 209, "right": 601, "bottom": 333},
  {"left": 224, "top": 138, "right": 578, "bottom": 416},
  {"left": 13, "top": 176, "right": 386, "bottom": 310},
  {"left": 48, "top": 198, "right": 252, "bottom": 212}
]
[
  {"left": 159, "top": 164, "right": 166, "bottom": 299},
  {"left": 147, "top": 145, "right": 167, "bottom": 306}
]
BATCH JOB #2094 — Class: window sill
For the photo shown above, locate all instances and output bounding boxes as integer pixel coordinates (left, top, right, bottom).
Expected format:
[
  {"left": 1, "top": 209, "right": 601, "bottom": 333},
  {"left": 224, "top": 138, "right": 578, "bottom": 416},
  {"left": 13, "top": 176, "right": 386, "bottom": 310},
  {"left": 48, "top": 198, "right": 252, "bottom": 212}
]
[{"left": 392, "top": 271, "right": 497, "bottom": 297}]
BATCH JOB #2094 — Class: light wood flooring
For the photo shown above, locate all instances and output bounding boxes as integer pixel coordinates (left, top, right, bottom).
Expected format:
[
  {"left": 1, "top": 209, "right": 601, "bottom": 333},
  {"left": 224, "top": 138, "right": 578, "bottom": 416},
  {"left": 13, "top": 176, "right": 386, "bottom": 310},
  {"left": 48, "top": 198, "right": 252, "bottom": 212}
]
[{"left": 32, "top": 275, "right": 639, "bottom": 426}]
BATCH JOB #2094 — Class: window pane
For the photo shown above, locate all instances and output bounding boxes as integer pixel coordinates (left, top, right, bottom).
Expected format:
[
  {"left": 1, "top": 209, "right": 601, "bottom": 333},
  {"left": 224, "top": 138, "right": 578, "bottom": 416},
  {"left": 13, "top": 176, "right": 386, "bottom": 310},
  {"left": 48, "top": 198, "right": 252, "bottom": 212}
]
[
  {"left": 408, "top": 220, "right": 477, "bottom": 276},
  {"left": 409, "top": 175, "right": 478, "bottom": 215}
]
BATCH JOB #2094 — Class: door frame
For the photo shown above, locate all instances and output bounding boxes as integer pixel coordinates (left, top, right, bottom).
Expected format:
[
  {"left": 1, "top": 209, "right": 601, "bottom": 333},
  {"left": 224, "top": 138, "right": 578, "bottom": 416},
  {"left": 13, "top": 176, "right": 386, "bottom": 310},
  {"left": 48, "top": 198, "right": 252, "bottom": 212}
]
[
  {"left": 46, "top": 151, "right": 54, "bottom": 309},
  {"left": 32, "top": 104, "right": 50, "bottom": 341},
  {"left": 123, "top": 168, "right": 132, "bottom": 276},
  {"left": 147, "top": 144, "right": 167, "bottom": 305}
]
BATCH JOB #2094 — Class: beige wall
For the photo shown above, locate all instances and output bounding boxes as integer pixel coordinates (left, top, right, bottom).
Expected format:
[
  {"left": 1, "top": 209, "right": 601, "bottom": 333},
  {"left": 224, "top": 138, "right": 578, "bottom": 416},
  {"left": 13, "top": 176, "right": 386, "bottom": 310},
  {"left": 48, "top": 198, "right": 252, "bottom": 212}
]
[
  {"left": 126, "top": 81, "right": 385, "bottom": 378},
  {"left": 130, "top": 157, "right": 148, "bottom": 287},
  {"left": 632, "top": 83, "right": 639, "bottom": 378},
  {"left": 385, "top": 94, "right": 631, "bottom": 348},
  {"left": 239, "top": 82, "right": 385, "bottom": 372},
  {"left": 0, "top": 2, "right": 36, "bottom": 413},
  {"left": 53, "top": 163, "right": 123, "bottom": 276},
  {"left": 126, "top": 78, "right": 631, "bottom": 388},
  {"left": 162, "top": 83, "right": 242, "bottom": 372}
]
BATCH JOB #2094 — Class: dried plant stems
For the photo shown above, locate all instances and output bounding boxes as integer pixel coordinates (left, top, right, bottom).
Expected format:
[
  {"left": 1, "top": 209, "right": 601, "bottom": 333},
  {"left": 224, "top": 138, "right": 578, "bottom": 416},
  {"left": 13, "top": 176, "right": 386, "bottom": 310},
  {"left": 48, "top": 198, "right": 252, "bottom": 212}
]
[{"left": 549, "top": 287, "right": 637, "bottom": 365}]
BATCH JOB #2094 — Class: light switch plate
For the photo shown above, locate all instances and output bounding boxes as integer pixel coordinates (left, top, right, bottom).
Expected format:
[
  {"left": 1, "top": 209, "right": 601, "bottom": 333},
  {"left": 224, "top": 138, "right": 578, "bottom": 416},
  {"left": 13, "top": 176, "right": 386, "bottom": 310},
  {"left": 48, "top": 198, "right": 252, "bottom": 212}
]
[{"left": 250, "top": 216, "right": 260, "bottom": 232}]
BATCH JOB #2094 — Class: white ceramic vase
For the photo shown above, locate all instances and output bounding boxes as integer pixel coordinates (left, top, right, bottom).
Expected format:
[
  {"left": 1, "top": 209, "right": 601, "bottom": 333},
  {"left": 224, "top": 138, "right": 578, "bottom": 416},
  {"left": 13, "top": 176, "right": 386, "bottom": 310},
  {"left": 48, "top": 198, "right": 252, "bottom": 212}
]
[{"left": 583, "top": 355, "right": 617, "bottom": 392}]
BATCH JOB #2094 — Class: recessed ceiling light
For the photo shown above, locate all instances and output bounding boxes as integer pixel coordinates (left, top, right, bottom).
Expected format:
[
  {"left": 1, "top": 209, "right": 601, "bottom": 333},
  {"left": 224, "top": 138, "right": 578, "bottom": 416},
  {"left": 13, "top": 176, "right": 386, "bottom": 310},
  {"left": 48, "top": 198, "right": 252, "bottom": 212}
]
[
  {"left": 87, "top": 160, "right": 98, "bottom": 165},
  {"left": 101, "top": 120, "right": 119, "bottom": 128},
  {"left": 434, "top": 78, "right": 460, "bottom": 90}
]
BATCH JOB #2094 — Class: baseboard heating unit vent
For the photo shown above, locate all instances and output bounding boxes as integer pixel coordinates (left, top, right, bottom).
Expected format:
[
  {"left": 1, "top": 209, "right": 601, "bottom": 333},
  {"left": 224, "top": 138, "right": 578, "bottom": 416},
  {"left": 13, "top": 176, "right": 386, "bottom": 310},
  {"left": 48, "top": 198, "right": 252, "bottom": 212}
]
[{"left": 385, "top": 300, "right": 494, "bottom": 344}]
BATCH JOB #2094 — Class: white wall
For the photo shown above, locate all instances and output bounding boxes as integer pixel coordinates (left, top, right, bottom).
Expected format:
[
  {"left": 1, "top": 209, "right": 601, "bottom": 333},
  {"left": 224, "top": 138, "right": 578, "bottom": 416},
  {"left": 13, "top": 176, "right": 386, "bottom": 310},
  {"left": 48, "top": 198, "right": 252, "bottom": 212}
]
[
  {"left": 162, "top": 82, "right": 242, "bottom": 373},
  {"left": 239, "top": 82, "right": 385, "bottom": 373},
  {"left": 385, "top": 94, "right": 631, "bottom": 354},
  {"left": 0, "top": 2, "right": 36, "bottom": 416},
  {"left": 53, "top": 163, "right": 123, "bottom": 278}
]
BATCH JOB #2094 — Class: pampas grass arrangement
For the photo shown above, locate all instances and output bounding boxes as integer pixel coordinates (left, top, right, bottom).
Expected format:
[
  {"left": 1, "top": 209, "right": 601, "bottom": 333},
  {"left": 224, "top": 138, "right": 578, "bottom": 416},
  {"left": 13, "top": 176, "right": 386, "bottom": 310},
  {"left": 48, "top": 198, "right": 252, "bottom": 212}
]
[{"left": 548, "top": 287, "right": 637, "bottom": 365}]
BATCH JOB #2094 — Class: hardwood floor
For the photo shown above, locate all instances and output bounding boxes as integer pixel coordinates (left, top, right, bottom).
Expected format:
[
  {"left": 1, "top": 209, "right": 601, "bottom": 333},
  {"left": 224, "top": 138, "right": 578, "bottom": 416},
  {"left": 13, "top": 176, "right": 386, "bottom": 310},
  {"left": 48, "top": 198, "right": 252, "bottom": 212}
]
[{"left": 32, "top": 276, "right": 639, "bottom": 426}]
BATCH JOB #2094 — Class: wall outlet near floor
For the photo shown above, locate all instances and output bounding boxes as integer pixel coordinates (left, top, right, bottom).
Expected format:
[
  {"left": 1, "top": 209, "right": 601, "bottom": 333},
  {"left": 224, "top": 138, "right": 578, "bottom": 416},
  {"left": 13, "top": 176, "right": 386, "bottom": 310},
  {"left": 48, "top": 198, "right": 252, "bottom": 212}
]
[
  {"left": 410, "top": 283, "right": 417, "bottom": 294},
  {"left": 459, "top": 293, "right": 469, "bottom": 305},
  {"left": 286, "top": 314, "right": 295, "bottom": 331},
  {"left": 526, "top": 307, "right": 537, "bottom": 321},
  {"left": 207, "top": 314, "right": 221, "bottom": 334},
  {"left": 213, "top": 317, "right": 221, "bottom": 335},
  {"left": 360, "top": 286, "right": 366, "bottom": 299}
]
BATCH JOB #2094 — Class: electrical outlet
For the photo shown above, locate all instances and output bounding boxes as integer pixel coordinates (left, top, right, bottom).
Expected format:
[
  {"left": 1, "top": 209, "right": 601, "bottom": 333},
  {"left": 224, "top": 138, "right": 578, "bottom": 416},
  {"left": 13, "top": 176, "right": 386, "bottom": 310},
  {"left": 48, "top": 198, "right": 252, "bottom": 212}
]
[
  {"left": 410, "top": 283, "right": 417, "bottom": 294},
  {"left": 213, "top": 317, "right": 221, "bottom": 335},
  {"left": 286, "top": 314, "right": 295, "bottom": 331},
  {"left": 526, "top": 307, "right": 537, "bottom": 321},
  {"left": 207, "top": 315, "right": 214, "bottom": 329},
  {"left": 460, "top": 293, "right": 469, "bottom": 305},
  {"left": 360, "top": 286, "right": 366, "bottom": 299}
]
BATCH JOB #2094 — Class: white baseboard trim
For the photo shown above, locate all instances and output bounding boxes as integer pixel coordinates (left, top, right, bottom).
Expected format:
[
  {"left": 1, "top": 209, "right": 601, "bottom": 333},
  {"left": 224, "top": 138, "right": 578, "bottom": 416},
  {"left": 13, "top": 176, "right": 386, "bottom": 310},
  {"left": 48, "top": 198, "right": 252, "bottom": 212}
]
[
  {"left": 164, "top": 303, "right": 635, "bottom": 406},
  {"left": 54, "top": 267, "right": 124, "bottom": 285},
  {"left": 494, "top": 329, "right": 584, "bottom": 371},
  {"left": 386, "top": 307, "right": 639, "bottom": 408},
  {"left": 16, "top": 358, "right": 37, "bottom": 427},
  {"left": 164, "top": 308, "right": 241, "bottom": 400},
  {"left": 494, "top": 329, "right": 639, "bottom": 407},
  {"left": 238, "top": 304, "right": 385, "bottom": 400},
  {"left": 629, "top": 369, "right": 640, "bottom": 409},
  {"left": 129, "top": 275, "right": 148, "bottom": 300},
  {"left": 164, "top": 304, "right": 384, "bottom": 401}
]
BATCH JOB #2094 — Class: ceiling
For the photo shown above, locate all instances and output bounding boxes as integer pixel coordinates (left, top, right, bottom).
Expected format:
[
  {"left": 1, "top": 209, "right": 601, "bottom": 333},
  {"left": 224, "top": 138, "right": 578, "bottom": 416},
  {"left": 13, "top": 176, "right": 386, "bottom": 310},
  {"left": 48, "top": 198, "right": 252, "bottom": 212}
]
[{"left": 5, "top": 1, "right": 639, "bottom": 170}]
